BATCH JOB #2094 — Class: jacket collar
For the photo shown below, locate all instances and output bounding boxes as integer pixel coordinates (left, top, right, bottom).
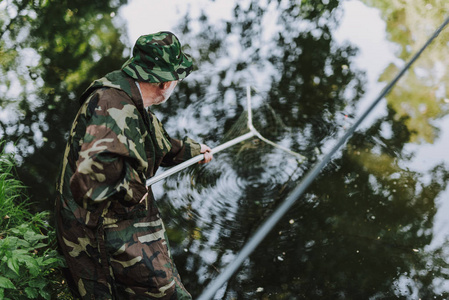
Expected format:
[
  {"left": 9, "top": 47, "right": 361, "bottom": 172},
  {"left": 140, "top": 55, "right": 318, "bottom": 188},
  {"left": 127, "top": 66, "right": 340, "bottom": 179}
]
[{"left": 79, "top": 70, "right": 144, "bottom": 112}]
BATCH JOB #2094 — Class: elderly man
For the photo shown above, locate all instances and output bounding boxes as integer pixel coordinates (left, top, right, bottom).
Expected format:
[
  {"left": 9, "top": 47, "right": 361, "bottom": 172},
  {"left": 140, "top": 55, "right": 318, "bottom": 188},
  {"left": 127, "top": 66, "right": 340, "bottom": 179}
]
[{"left": 55, "top": 31, "right": 212, "bottom": 299}]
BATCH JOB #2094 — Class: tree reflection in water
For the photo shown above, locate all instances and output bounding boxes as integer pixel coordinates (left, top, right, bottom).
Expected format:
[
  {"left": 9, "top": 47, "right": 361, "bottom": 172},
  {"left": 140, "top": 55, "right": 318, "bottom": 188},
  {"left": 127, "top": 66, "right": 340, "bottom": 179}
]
[{"left": 153, "top": 0, "right": 449, "bottom": 298}]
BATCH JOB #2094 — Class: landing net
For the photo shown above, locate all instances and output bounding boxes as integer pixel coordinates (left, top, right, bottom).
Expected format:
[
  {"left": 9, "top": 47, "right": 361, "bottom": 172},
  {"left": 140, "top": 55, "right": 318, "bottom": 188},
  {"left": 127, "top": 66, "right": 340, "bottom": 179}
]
[{"left": 146, "top": 86, "right": 305, "bottom": 186}]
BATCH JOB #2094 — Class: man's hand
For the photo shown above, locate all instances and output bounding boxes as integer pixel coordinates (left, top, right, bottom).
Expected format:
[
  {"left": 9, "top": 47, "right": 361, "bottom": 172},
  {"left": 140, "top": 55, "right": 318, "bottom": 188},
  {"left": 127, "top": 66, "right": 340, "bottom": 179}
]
[{"left": 199, "top": 144, "right": 213, "bottom": 164}]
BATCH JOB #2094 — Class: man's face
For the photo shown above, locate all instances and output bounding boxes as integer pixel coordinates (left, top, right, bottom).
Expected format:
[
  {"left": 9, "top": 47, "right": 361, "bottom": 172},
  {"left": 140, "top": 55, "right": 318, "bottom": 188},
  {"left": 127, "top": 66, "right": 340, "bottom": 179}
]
[
  {"left": 159, "top": 81, "right": 178, "bottom": 105},
  {"left": 139, "top": 80, "right": 179, "bottom": 107}
]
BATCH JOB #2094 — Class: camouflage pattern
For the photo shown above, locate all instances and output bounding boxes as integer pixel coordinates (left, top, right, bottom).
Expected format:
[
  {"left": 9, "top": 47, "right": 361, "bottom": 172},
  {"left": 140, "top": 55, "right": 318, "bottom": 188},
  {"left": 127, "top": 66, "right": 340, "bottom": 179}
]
[
  {"left": 122, "top": 31, "right": 194, "bottom": 83},
  {"left": 55, "top": 70, "right": 201, "bottom": 299}
]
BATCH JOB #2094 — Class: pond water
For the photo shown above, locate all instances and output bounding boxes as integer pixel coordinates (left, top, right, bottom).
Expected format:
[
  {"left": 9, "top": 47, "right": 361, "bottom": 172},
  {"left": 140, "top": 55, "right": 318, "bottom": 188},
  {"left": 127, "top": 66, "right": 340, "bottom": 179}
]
[{"left": 118, "top": 0, "right": 449, "bottom": 299}]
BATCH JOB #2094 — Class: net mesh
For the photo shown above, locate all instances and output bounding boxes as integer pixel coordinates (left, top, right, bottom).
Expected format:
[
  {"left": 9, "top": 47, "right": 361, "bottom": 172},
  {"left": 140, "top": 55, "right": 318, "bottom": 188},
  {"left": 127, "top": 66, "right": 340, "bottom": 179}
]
[{"left": 222, "top": 97, "right": 305, "bottom": 162}]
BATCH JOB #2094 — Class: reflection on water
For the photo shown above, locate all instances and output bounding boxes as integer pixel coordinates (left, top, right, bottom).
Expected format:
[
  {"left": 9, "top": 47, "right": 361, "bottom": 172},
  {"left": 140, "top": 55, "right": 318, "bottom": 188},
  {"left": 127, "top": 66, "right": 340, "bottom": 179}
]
[{"left": 144, "top": 0, "right": 449, "bottom": 299}]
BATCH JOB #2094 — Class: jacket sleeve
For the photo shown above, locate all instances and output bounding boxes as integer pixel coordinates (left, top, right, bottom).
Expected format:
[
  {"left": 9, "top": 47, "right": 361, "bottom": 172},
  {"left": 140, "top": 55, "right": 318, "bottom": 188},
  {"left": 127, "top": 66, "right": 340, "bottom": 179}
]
[
  {"left": 70, "top": 91, "right": 148, "bottom": 207},
  {"left": 150, "top": 114, "right": 202, "bottom": 167}
]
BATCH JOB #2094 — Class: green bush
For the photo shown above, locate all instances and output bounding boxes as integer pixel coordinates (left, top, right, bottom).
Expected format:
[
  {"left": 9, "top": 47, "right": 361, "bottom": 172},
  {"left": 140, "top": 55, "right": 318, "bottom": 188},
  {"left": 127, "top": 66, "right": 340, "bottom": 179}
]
[
  {"left": 0, "top": 152, "right": 33, "bottom": 231},
  {"left": 0, "top": 150, "right": 70, "bottom": 299}
]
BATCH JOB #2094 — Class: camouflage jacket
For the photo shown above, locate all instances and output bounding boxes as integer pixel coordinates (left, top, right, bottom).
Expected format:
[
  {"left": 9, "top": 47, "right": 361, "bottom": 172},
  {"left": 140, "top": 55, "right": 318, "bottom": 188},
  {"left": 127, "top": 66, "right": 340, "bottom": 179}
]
[{"left": 55, "top": 70, "right": 200, "bottom": 299}]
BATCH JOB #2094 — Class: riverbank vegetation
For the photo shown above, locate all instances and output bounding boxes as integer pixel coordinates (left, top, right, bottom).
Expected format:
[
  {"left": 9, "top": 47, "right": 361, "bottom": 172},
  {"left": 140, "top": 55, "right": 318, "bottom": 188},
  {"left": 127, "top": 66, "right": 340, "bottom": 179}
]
[{"left": 0, "top": 149, "right": 69, "bottom": 299}]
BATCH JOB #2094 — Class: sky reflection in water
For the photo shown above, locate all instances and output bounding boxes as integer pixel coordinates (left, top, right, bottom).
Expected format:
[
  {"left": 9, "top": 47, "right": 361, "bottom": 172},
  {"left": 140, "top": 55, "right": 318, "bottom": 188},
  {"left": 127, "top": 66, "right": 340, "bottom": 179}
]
[{"left": 122, "top": 0, "right": 449, "bottom": 298}]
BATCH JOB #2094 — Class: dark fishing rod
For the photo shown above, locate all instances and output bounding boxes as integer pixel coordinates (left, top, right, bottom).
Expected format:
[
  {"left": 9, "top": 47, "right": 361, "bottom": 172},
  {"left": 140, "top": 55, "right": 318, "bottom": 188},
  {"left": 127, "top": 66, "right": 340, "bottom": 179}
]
[{"left": 197, "top": 15, "right": 449, "bottom": 300}]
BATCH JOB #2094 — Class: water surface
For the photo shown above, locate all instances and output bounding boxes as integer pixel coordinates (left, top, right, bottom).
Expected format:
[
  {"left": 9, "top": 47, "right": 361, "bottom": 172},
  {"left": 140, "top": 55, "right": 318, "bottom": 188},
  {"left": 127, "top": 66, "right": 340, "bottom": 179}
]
[{"left": 142, "top": 1, "right": 449, "bottom": 298}]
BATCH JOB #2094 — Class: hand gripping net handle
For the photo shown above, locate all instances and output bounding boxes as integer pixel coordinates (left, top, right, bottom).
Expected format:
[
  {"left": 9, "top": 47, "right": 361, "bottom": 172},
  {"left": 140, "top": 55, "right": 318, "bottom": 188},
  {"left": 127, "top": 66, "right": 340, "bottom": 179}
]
[{"left": 145, "top": 130, "right": 255, "bottom": 186}]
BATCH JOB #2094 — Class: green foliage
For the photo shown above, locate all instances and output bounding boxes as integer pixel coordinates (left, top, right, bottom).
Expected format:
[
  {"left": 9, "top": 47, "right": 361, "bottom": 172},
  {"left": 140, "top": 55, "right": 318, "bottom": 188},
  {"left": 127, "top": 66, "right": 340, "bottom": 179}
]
[
  {"left": 0, "top": 221, "right": 65, "bottom": 300},
  {"left": 361, "top": 0, "right": 449, "bottom": 143},
  {"left": 0, "top": 149, "right": 69, "bottom": 299},
  {"left": 0, "top": 151, "right": 33, "bottom": 231}
]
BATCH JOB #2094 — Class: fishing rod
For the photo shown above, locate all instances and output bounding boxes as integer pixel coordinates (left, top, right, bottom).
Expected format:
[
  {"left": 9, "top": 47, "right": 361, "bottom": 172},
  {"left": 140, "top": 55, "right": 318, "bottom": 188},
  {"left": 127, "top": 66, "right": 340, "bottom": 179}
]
[
  {"left": 146, "top": 86, "right": 305, "bottom": 187},
  {"left": 197, "top": 14, "right": 449, "bottom": 300}
]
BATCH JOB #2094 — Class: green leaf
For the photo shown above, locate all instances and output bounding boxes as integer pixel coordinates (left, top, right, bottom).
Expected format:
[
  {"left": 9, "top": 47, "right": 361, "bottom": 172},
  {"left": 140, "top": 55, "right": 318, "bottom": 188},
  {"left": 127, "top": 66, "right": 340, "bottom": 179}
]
[
  {"left": 28, "top": 278, "right": 46, "bottom": 289},
  {"left": 12, "top": 249, "right": 28, "bottom": 256},
  {"left": 24, "top": 230, "right": 47, "bottom": 242},
  {"left": 9, "top": 228, "right": 21, "bottom": 235},
  {"left": 35, "top": 256, "right": 43, "bottom": 264},
  {"left": 6, "top": 256, "right": 19, "bottom": 275},
  {"left": 25, "top": 287, "right": 39, "bottom": 299},
  {"left": 16, "top": 254, "right": 40, "bottom": 276},
  {"left": 40, "top": 257, "right": 57, "bottom": 265},
  {"left": 39, "top": 289, "right": 51, "bottom": 300},
  {"left": 2, "top": 236, "right": 18, "bottom": 249},
  {"left": 0, "top": 267, "right": 19, "bottom": 280},
  {"left": 10, "top": 224, "right": 29, "bottom": 236},
  {"left": 16, "top": 238, "right": 31, "bottom": 248},
  {"left": 0, "top": 276, "right": 15, "bottom": 289},
  {"left": 34, "top": 242, "right": 48, "bottom": 249}
]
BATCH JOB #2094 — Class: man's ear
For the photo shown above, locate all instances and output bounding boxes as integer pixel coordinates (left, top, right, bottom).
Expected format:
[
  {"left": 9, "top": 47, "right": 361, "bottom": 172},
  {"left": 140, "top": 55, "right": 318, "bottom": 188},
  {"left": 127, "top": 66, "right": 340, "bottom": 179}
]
[{"left": 159, "top": 82, "right": 171, "bottom": 90}]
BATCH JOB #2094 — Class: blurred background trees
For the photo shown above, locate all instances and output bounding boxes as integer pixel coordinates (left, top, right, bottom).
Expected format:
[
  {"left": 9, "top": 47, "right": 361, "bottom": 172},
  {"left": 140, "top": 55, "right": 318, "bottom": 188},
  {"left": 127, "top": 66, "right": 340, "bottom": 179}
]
[{"left": 0, "top": 0, "right": 129, "bottom": 211}]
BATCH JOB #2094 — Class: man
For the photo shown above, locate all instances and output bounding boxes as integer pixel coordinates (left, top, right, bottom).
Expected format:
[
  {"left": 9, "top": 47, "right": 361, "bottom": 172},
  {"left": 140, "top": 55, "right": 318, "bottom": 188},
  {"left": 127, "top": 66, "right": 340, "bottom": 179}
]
[{"left": 55, "top": 31, "right": 212, "bottom": 299}]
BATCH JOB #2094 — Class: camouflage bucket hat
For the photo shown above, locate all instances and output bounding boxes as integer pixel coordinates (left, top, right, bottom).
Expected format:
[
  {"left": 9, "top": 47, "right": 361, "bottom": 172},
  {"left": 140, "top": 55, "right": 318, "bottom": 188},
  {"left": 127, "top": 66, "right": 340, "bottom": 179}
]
[{"left": 121, "top": 31, "right": 194, "bottom": 83}]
